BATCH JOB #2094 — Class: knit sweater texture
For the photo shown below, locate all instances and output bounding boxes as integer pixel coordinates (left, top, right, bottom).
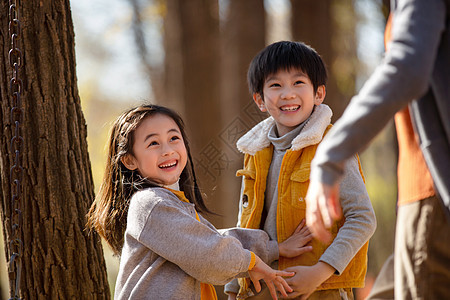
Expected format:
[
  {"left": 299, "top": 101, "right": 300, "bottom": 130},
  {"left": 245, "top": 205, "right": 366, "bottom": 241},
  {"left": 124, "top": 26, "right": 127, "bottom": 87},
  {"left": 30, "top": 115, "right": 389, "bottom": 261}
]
[{"left": 114, "top": 187, "right": 278, "bottom": 299}]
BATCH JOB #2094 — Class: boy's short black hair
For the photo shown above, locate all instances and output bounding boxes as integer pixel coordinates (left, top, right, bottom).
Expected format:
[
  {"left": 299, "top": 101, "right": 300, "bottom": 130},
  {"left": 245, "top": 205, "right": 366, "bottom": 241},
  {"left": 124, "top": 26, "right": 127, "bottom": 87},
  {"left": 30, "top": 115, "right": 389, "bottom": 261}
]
[{"left": 247, "top": 41, "right": 328, "bottom": 96}]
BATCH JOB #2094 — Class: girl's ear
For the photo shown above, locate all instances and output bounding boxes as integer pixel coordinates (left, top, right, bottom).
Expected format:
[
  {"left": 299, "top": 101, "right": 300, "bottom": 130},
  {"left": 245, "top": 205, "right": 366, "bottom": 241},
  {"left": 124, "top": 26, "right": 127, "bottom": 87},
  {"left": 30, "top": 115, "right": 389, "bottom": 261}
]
[
  {"left": 314, "top": 85, "right": 326, "bottom": 105},
  {"left": 121, "top": 154, "right": 138, "bottom": 171},
  {"left": 253, "top": 93, "right": 267, "bottom": 112}
]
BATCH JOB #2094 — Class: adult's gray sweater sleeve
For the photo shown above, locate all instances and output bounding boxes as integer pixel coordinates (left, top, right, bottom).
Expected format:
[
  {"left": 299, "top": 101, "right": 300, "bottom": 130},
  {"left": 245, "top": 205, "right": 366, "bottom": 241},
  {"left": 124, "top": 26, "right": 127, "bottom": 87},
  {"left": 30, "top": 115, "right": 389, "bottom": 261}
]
[
  {"left": 311, "top": 0, "right": 447, "bottom": 185},
  {"left": 319, "top": 155, "right": 376, "bottom": 274}
]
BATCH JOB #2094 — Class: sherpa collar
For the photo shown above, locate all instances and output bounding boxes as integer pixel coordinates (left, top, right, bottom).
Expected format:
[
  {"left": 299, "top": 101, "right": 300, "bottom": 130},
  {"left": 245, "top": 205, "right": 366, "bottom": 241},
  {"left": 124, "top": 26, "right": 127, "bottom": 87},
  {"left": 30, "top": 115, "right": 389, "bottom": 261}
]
[{"left": 236, "top": 104, "right": 332, "bottom": 155}]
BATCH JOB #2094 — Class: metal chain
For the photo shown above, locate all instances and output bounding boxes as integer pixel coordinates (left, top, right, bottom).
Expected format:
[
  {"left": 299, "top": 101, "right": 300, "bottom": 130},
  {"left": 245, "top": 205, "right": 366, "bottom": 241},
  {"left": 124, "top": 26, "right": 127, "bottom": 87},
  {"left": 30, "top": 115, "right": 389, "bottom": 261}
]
[{"left": 8, "top": 0, "right": 24, "bottom": 299}]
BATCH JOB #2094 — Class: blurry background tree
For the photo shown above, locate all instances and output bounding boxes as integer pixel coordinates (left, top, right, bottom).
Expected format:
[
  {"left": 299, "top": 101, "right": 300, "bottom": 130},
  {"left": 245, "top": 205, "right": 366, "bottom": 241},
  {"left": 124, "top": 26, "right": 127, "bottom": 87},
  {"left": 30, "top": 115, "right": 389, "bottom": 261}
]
[
  {"left": 291, "top": 0, "right": 355, "bottom": 121},
  {"left": 0, "top": 0, "right": 397, "bottom": 299}
]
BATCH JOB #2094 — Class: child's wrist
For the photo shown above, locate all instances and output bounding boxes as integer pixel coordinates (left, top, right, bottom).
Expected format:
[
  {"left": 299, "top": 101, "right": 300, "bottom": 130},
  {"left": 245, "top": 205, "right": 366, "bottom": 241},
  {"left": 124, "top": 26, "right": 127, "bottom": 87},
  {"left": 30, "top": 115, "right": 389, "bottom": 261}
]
[
  {"left": 314, "top": 261, "right": 335, "bottom": 282},
  {"left": 278, "top": 242, "right": 284, "bottom": 257},
  {"left": 248, "top": 251, "right": 257, "bottom": 270}
]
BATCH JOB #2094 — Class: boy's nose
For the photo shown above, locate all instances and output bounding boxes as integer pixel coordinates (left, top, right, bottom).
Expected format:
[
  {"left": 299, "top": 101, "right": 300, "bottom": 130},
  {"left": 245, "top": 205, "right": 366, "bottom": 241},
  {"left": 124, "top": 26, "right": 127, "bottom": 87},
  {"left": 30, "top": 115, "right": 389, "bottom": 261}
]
[{"left": 281, "top": 87, "right": 296, "bottom": 99}]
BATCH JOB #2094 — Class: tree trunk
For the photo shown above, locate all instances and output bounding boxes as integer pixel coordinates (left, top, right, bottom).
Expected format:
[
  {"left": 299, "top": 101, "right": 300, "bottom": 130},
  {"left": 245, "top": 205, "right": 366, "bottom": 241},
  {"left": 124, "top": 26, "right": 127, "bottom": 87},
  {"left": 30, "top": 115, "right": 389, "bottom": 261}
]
[
  {"left": 0, "top": 1, "right": 109, "bottom": 298},
  {"left": 164, "top": 0, "right": 227, "bottom": 225},
  {"left": 219, "top": 0, "right": 266, "bottom": 228},
  {"left": 178, "top": 0, "right": 221, "bottom": 150},
  {"left": 128, "top": 0, "right": 164, "bottom": 103},
  {"left": 291, "top": 0, "right": 357, "bottom": 121},
  {"left": 163, "top": 0, "right": 185, "bottom": 113}
]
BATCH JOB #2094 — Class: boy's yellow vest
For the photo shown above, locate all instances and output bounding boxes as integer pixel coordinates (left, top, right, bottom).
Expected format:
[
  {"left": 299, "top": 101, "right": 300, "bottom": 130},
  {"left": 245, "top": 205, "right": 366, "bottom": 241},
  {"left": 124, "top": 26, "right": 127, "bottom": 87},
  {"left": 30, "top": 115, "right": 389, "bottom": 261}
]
[{"left": 237, "top": 125, "right": 368, "bottom": 296}]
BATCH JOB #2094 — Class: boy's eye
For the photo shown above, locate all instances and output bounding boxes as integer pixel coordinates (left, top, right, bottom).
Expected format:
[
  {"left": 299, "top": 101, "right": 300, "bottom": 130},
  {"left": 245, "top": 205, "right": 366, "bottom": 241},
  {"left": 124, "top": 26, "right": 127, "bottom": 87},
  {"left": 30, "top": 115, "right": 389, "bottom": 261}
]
[
  {"left": 294, "top": 80, "right": 304, "bottom": 85},
  {"left": 269, "top": 83, "right": 281, "bottom": 88}
]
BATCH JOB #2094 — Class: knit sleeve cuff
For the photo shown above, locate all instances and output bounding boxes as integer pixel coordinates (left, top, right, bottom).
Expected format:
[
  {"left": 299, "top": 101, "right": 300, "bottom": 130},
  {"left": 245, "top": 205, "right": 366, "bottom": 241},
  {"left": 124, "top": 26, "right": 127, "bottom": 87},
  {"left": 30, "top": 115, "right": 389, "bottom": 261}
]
[{"left": 248, "top": 252, "right": 256, "bottom": 270}]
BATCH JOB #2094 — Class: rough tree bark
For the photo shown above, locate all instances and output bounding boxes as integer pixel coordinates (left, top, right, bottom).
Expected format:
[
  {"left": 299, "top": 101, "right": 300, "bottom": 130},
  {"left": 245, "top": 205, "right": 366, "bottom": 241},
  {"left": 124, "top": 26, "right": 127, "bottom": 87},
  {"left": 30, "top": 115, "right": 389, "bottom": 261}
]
[{"left": 0, "top": 1, "right": 109, "bottom": 298}]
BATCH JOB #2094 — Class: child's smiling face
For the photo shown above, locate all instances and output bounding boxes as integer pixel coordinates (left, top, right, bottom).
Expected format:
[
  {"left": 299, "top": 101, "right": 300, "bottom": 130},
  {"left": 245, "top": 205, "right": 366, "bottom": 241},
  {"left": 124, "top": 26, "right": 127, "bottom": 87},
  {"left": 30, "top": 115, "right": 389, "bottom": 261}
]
[
  {"left": 121, "top": 113, "right": 187, "bottom": 186},
  {"left": 254, "top": 68, "right": 325, "bottom": 136}
]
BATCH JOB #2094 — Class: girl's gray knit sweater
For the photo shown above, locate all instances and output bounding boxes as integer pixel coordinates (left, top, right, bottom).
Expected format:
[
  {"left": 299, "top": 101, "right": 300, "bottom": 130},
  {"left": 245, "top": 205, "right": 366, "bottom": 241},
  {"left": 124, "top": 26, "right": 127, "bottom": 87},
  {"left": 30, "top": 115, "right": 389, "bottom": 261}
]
[{"left": 114, "top": 187, "right": 278, "bottom": 300}]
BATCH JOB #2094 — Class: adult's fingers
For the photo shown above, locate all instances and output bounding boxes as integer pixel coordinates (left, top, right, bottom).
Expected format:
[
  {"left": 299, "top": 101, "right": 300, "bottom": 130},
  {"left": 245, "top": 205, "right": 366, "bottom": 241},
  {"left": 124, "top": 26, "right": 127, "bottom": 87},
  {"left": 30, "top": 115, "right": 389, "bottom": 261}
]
[
  {"left": 306, "top": 201, "right": 331, "bottom": 243},
  {"left": 328, "top": 186, "right": 343, "bottom": 220},
  {"left": 318, "top": 193, "right": 334, "bottom": 229}
]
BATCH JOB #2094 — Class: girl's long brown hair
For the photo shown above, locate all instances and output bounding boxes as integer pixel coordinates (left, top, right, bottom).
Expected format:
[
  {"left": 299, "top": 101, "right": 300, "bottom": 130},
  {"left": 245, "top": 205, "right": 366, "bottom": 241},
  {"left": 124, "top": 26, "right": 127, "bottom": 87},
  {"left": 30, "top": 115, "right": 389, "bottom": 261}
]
[{"left": 86, "top": 105, "right": 210, "bottom": 255}]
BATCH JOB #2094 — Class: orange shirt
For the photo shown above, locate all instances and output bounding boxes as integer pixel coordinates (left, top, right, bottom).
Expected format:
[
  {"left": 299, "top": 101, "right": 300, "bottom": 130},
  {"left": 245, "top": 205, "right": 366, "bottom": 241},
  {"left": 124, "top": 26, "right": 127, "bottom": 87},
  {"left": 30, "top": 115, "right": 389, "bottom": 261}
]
[
  {"left": 385, "top": 13, "right": 435, "bottom": 205},
  {"left": 395, "top": 108, "right": 435, "bottom": 205}
]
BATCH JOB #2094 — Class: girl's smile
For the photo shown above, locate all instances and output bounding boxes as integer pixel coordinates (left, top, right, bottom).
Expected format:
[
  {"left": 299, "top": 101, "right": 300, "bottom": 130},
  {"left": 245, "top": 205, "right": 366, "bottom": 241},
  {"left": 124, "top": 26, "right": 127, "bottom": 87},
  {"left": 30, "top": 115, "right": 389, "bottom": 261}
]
[
  {"left": 121, "top": 113, "right": 188, "bottom": 186},
  {"left": 158, "top": 159, "right": 178, "bottom": 170}
]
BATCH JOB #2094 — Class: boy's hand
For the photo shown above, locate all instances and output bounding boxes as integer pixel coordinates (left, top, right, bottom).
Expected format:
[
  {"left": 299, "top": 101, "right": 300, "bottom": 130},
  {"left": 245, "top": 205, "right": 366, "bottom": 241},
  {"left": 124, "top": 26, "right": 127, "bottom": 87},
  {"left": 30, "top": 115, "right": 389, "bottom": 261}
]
[
  {"left": 305, "top": 179, "right": 342, "bottom": 243},
  {"left": 279, "top": 219, "right": 313, "bottom": 258},
  {"left": 280, "top": 262, "right": 335, "bottom": 299},
  {"left": 249, "top": 255, "right": 295, "bottom": 300}
]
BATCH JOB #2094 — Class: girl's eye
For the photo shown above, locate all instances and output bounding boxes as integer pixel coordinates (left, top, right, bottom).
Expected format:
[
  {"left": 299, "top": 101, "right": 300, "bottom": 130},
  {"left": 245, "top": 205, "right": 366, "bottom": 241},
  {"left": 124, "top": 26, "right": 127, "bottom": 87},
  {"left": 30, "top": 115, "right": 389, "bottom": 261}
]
[
  {"left": 170, "top": 135, "right": 181, "bottom": 142},
  {"left": 148, "top": 141, "right": 159, "bottom": 147}
]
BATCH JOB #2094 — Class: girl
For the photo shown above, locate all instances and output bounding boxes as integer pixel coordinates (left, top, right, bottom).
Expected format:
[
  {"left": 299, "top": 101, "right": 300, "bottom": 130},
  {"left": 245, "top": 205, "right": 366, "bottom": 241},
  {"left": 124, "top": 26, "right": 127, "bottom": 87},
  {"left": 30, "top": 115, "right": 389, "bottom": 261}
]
[{"left": 87, "top": 105, "right": 294, "bottom": 300}]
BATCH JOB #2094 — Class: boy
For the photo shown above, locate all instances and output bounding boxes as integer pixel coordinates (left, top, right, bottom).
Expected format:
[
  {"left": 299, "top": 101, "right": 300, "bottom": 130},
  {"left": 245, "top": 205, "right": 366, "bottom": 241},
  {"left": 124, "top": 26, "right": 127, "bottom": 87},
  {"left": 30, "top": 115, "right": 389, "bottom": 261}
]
[{"left": 225, "top": 41, "right": 376, "bottom": 299}]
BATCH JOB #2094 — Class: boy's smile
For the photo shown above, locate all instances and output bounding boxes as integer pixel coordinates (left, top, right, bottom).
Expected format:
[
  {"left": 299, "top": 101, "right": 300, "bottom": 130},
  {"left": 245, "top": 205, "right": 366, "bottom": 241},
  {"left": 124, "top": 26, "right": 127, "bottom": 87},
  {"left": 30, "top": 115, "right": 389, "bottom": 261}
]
[
  {"left": 254, "top": 68, "right": 325, "bottom": 136},
  {"left": 280, "top": 105, "right": 300, "bottom": 112}
]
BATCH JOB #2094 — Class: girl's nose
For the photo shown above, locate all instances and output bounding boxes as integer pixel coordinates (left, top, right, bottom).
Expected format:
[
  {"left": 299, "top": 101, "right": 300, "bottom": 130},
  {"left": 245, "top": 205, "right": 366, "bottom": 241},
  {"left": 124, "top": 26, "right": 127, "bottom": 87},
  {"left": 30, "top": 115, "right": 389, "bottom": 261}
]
[{"left": 162, "top": 143, "right": 175, "bottom": 156}]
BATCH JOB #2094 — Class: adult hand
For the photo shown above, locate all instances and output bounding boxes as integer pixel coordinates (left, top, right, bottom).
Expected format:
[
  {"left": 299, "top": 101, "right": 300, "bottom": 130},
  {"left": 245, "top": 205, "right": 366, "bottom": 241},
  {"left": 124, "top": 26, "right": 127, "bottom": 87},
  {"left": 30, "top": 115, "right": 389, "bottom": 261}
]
[
  {"left": 278, "top": 219, "right": 313, "bottom": 258},
  {"left": 305, "top": 179, "right": 342, "bottom": 243},
  {"left": 249, "top": 255, "right": 294, "bottom": 300}
]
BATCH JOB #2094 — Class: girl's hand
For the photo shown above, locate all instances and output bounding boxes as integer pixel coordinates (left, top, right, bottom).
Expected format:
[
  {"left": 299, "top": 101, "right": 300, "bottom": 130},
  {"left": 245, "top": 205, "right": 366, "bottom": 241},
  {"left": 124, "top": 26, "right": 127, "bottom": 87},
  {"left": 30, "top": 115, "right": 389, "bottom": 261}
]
[
  {"left": 249, "top": 255, "right": 295, "bottom": 300},
  {"left": 278, "top": 219, "right": 313, "bottom": 258}
]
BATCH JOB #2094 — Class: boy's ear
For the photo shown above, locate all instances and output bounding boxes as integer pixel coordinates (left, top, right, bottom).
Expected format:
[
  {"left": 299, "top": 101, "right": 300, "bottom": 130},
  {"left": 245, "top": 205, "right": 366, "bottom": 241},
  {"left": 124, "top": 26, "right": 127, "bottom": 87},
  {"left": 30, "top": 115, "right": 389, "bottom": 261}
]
[
  {"left": 314, "top": 85, "right": 326, "bottom": 105},
  {"left": 253, "top": 93, "right": 267, "bottom": 112},
  {"left": 121, "top": 154, "right": 138, "bottom": 171}
]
